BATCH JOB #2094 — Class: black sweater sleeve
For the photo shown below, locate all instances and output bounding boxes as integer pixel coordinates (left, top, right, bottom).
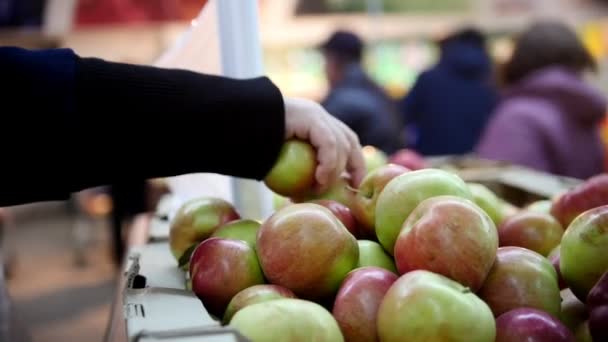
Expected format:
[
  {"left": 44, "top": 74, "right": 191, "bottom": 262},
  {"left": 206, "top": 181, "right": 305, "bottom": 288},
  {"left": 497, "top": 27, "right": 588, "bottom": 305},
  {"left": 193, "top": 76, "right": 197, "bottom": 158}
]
[{"left": 0, "top": 47, "right": 285, "bottom": 207}]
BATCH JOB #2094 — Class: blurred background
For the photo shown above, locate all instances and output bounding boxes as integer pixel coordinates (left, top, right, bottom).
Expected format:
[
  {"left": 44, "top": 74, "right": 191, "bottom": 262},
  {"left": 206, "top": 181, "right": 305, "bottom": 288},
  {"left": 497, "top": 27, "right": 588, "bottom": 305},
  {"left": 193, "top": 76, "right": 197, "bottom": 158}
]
[{"left": 3, "top": 0, "right": 608, "bottom": 341}]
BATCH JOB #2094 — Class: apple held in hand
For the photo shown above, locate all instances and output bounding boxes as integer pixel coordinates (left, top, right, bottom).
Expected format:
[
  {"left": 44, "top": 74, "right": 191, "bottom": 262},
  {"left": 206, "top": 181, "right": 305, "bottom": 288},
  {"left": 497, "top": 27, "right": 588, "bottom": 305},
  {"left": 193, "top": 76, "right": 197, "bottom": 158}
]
[
  {"left": 394, "top": 196, "right": 497, "bottom": 291},
  {"left": 357, "top": 240, "right": 397, "bottom": 273},
  {"left": 478, "top": 247, "right": 561, "bottom": 318},
  {"left": 310, "top": 200, "right": 359, "bottom": 238},
  {"left": 375, "top": 168, "right": 473, "bottom": 254},
  {"left": 257, "top": 203, "right": 359, "bottom": 300},
  {"left": 264, "top": 139, "right": 317, "bottom": 198},
  {"left": 551, "top": 173, "right": 608, "bottom": 227},
  {"left": 362, "top": 145, "right": 388, "bottom": 173},
  {"left": 229, "top": 298, "right": 344, "bottom": 341},
  {"left": 332, "top": 267, "right": 398, "bottom": 342},
  {"left": 223, "top": 284, "right": 296, "bottom": 324},
  {"left": 211, "top": 219, "right": 261, "bottom": 251},
  {"left": 560, "top": 205, "right": 608, "bottom": 301},
  {"left": 169, "top": 197, "right": 240, "bottom": 269},
  {"left": 189, "top": 238, "right": 265, "bottom": 317},
  {"left": 468, "top": 182, "right": 503, "bottom": 225},
  {"left": 495, "top": 308, "right": 575, "bottom": 342},
  {"left": 351, "top": 164, "right": 409, "bottom": 238},
  {"left": 498, "top": 211, "right": 564, "bottom": 256},
  {"left": 377, "top": 270, "right": 496, "bottom": 342}
]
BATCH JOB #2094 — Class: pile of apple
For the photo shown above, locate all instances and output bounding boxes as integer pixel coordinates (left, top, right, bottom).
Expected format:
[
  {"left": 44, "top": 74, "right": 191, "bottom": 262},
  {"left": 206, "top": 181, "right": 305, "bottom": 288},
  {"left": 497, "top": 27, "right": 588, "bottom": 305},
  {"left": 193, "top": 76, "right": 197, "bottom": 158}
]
[{"left": 168, "top": 140, "right": 608, "bottom": 342}]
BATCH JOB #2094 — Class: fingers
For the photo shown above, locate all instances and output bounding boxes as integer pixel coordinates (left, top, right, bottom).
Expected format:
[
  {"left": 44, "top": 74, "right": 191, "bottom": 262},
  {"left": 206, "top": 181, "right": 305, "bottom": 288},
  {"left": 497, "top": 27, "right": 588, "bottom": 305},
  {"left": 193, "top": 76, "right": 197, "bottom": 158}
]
[{"left": 311, "top": 119, "right": 338, "bottom": 192}]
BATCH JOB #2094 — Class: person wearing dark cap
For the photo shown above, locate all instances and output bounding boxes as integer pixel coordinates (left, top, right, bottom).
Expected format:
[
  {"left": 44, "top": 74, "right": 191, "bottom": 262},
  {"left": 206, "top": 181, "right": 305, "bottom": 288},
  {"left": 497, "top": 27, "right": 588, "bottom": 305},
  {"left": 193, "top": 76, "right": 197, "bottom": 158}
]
[
  {"left": 319, "top": 30, "right": 404, "bottom": 154},
  {"left": 399, "top": 27, "right": 498, "bottom": 156}
]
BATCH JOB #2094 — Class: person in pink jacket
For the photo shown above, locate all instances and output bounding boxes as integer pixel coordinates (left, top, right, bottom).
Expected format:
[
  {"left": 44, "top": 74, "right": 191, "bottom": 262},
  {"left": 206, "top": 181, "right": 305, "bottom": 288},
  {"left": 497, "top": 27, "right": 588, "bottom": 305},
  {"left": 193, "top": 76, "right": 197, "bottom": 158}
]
[{"left": 476, "top": 21, "right": 607, "bottom": 179}]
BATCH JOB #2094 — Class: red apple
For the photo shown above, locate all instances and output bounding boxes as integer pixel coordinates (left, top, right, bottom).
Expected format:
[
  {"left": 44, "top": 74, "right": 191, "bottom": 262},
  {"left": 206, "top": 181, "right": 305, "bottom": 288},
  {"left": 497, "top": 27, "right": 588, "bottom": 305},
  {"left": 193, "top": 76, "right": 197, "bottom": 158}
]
[
  {"left": 560, "top": 205, "right": 608, "bottom": 301},
  {"left": 375, "top": 168, "right": 473, "bottom": 254},
  {"left": 394, "top": 196, "right": 498, "bottom": 291},
  {"left": 560, "top": 288, "right": 589, "bottom": 332},
  {"left": 293, "top": 175, "right": 357, "bottom": 209},
  {"left": 589, "top": 305, "right": 608, "bottom": 342},
  {"left": 551, "top": 173, "right": 608, "bottom": 227},
  {"left": 257, "top": 203, "right": 359, "bottom": 300},
  {"left": 332, "top": 267, "right": 398, "bottom": 342},
  {"left": 388, "top": 148, "right": 428, "bottom": 170},
  {"left": 548, "top": 246, "right": 568, "bottom": 290},
  {"left": 169, "top": 197, "right": 240, "bottom": 269},
  {"left": 478, "top": 247, "right": 561, "bottom": 318},
  {"left": 223, "top": 284, "right": 296, "bottom": 324},
  {"left": 264, "top": 139, "right": 317, "bottom": 197},
  {"left": 351, "top": 164, "right": 409, "bottom": 238},
  {"left": 495, "top": 308, "right": 574, "bottom": 342},
  {"left": 189, "top": 238, "right": 265, "bottom": 317},
  {"left": 498, "top": 211, "right": 564, "bottom": 256},
  {"left": 362, "top": 145, "right": 388, "bottom": 173},
  {"left": 377, "top": 270, "right": 496, "bottom": 342},
  {"left": 588, "top": 271, "right": 608, "bottom": 309},
  {"left": 310, "top": 199, "right": 359, "bottom": 238}
]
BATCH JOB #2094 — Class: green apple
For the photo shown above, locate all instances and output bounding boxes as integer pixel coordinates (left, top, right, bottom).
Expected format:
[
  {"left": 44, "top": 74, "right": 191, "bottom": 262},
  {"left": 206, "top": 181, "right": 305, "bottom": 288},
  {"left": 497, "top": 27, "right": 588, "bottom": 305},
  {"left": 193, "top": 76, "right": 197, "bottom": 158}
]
[
  {"left": 264, "top": 139, "right": 317, "bottom": 198},
  {"left": 468, "top": 182, "right": 502, "bottom": 225},
  {"left": 229, "top": 298, "right": 344, "bottom": 341},
  {"left": 211, "top": 219, "right": 261, "bottom": 251},
  {"left": 375, "top": 168, "right": 473, "bottom": 254},
  {"left": 560, "top": 205, "right": 608, "bottom": 301},
  {"left": 357, "top": 240, "right": 397, "bottom": 274},
  {"left": 377, "top": 270, "right": 496, "bottom": 342},
  {"left": 526, "top": 200, "right": 553, "bottom": 215},
  {"left": 362, "top": 145, "right": 388, "bottom": 174},
  {"left": 223, "top": 284, "right": 296, "bottom": 324},
  {"left": 169, "top": 197, "right": 240, "bottom": 269}
]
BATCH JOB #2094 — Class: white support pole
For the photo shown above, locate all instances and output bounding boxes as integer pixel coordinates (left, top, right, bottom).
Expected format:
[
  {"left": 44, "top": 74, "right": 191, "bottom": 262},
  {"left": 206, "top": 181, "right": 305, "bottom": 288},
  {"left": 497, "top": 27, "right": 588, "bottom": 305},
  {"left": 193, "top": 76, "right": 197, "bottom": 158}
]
[{"left": 216, "top": 0, "right": 274, "bottom": 220}]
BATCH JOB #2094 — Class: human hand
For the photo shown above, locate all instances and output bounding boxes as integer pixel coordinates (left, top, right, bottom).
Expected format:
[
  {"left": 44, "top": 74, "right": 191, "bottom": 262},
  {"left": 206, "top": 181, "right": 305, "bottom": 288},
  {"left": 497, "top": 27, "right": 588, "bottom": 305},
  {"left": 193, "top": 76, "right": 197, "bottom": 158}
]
[{"left": 284, "top": 97, "right": 365, "bottom": 192}]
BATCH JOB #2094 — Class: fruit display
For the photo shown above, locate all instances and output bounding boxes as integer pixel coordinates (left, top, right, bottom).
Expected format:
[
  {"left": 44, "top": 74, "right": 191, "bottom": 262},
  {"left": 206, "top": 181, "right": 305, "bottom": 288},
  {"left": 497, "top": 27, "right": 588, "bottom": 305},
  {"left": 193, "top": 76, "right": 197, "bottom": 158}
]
[{"left": 162, "top": 141, "right": 608, "bottom": 341}]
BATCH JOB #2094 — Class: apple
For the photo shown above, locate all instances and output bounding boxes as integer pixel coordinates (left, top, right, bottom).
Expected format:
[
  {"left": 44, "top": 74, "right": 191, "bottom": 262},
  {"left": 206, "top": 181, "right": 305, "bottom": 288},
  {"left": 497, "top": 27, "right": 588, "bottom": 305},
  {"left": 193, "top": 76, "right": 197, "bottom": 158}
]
[
  {"left": 588, "top": 271, "right": 608, "bottom": 309},
  {"left": 229, "top": 298, "right": 344, "bottom": 341},
  {"left": 264, "top": 139, "right": 317, "bottom": 198},
  {"left": 357, "top": 240, "right": 397, "bottom": 273},
  {"left": 272, "top": 192, "right": 291, "bottom": 210},
  {"left": 377, "top": 270, "right": 496, "bottom": 342},
  {"left": 257, "top": 203, "right": 359, "bottom": 300},
  {"left": 310, "top": 199, "right": 359, "bottom": 237},
  {"left": 375, "top": 168, "right": 473, "bottom": 254},
  {"left": 223, "top": 284, "right": 296, "bottom": 324},
  {"left": 499, "top": 200, "right": 520, "bottom": 221},
  {"left": 394, "top": 196, "right": 497, "bottom": 291},
  {"left": 561, "top": 288, "right": 589, "bottom": 332},
  {"left": 388, "top": 148, "right": 428, "bottom": 170},
  {"left": 294, "top": 175, "right": 356, "bottom": 209},
  {"left": 575, "top": 321, "right": 593, "bottom": 342},
  {"left": 169, "top": 197, "right": 240, "bottom": 269},
  {"left": 332, "top": 267, "right": 398, "bottom": 342},
  {"left": 189, "top": 238, "right": 264, "bottom": 317},
  {"left": 551, "top": 173, "right": 608, "bottom": 227},
  {"left": 211, "top": 219, "right": 261, "bottom": 250},
  {"left": 478, "top": 246, "right": 561, "bottom": 317},
  {"left": 468, "top": 182, "right": 502, "bottom": 225},
  {"left": 351, "top": 164, "right": 409, "bottom": 238},
  {"left": 549, "top": 246, "right": 568, "bottom": 289},
  {"left": 495, "top": 308, "right": 575, "bottom": 342},
  {"left": 560, "top": 205, "right": 608, "bottom": 301},
  {"left": 589, "top": 305, "right": 608, "bottom": 342},
  {"left": 362, "top": 145, "right": 388, "bottom": 173},
  {"left": 498, "top": 211, "right": 564, "bottom": 256},
  {"left": 527, "top": 200, "right": 553, "bottom": 214}
]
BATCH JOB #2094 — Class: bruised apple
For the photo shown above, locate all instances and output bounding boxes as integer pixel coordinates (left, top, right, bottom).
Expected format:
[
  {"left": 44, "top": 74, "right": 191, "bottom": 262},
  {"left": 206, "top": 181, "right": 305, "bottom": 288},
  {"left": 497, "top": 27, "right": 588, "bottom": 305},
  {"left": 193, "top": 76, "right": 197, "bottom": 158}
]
[
  {"left": 264, "top": 139, "right": 317, "bottom": 198},
  {"left": 394, "top": 196, "right": 498, "bottom": 291},
  {"left": 223, "top": 284, "right": 296, "bottom": 324},
  {"left": 478, "top": 247, "right": 561, "bottom": 317},
  {"left": 332, "top": 267, "right": 398, "bottom": 342},
  {"left": 256, "top": 203, "right": 358, "bottom": 300},
  {"left": 498, "top": 211, "right": 564, "bottom": 256},
  {"left": 169, "top": 197, "right": 240, "bottom": 269},
  {"left": 351, "top": 164, "right": 409, "bottom": 238},
  {"left": 375, "top": 168, "right": 472, "bottom": 254},
  {"left": 560, "top": 205, "right": 608, "bottom": 301}
]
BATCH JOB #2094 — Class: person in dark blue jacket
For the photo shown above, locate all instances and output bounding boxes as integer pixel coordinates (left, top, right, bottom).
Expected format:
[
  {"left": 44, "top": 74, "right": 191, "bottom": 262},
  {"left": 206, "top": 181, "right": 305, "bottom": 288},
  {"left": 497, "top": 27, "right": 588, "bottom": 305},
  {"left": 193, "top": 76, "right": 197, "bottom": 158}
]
[
  {"left": 320, "top": 30, "right": 404, "bottom": 154},
  {"left": 400, "top": 27, "right": 498, "bottom": 156}
]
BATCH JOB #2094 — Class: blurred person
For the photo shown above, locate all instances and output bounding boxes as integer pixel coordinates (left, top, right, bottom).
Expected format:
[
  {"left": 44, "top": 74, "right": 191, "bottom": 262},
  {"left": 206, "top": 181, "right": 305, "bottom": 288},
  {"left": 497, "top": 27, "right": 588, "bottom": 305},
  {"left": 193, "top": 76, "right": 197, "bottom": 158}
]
[
  {"left": 0, "top": 46, "right": 366, "bottom": 341},
  {"left": 320, "top": 30, "right": 404, "bottom": 154},
  {"left": 476, "top": 21, "right": 607, "bottom": 179},
  {"left": 399, "top": 27, "right": 498, "bottom": 156}
]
